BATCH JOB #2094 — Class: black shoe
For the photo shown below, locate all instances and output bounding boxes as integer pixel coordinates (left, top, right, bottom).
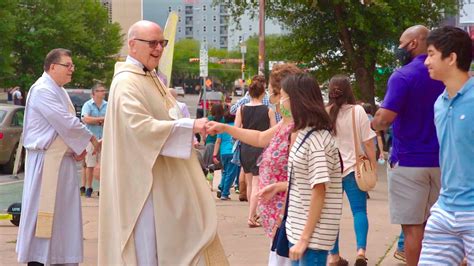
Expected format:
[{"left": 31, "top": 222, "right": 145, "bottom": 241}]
[
  {"left": 354, "top": 255, "right": 368, "bottom": 266},
  {"left": 80, "top": 186, "right": 86, "bottom": 196},
  {"left": 85, "top": 187, "right": 93, "bottom": 198},
  {"left": 216, "top": 190, "right": 222, "bottom": 199}
]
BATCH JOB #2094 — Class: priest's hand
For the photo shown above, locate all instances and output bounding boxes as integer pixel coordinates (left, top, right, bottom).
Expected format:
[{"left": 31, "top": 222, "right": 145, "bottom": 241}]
[
  {"left": 206, "top": 121, "right": 225, "bottom": 135},
  {"left": 193, "top": 118, "right": 208, "bottom": 135},
  {"left": 74, "top": 150, "right": 87, "bottom": 161}
]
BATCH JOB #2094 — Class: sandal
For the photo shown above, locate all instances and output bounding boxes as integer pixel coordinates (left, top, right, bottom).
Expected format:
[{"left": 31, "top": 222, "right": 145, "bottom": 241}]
[
  {"left": 247, "top": 217, "right": 262, "bottom": 228},
  {"left": 328, "top": 257, "right": 349, "bottom": 266},
  {"left": 354, "top": 255, "right": 368, "bottom": 266}
]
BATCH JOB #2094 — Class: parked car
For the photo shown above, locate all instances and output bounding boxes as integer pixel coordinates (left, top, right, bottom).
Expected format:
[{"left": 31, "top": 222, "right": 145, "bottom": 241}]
[
  {"left": 175, "top": 86, "right": 185, "bottom": 97},
  {"left": 66, "top": 88, "right": 92, "bottom": 118},
  {"left": 0, "top": 104, "right": 25, "bottom": 174},
  {"left": 66, "top": 88, "right": 109, "bottom": 118},
  {"left": 196, "top": 90, "right": 224, "bottom": 119},
  {"left": 234, "top": 87, "right": 243, "bottom": 96}
]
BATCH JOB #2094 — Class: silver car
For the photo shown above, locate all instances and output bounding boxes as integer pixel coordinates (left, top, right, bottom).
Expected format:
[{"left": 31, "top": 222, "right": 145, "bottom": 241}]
[{"left": 0, "top": 104, "right": 25, "bottom": 174}]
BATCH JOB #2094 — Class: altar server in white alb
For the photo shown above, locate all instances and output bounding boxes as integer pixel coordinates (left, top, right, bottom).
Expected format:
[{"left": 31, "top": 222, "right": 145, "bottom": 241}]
[{"left": 16, "top": 48, "right": 100, "bottom": 266}]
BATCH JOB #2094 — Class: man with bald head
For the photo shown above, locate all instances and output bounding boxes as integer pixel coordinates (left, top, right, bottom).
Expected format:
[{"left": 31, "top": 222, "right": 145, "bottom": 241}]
[
  {"left": 98, "top": 20, "right": 227, "bottom": 265},
  {"left": 371, "top": 25, "right": 444, "bottom": 265}
]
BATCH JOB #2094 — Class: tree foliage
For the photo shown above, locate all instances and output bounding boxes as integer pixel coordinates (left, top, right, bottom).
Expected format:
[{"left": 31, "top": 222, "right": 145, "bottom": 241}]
[
  {"left": 226, "top": 0, "right": 458, "bottom": 104},
  {"left": 171, "top": 39, "right": 242, "bottom": 90},
  {"left": 0, "top": 0, "right": 123, "bottom": 90}
]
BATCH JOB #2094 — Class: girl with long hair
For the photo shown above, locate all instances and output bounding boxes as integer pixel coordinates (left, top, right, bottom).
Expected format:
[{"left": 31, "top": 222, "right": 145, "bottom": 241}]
[{"left": 326, "top": 75, "right": 376, "bottom": 266}]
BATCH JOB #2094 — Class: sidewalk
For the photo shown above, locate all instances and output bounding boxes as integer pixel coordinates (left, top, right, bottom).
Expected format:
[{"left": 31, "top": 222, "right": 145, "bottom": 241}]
[{"left": 0, "top": 165, "right": 404, "bottom": 265}]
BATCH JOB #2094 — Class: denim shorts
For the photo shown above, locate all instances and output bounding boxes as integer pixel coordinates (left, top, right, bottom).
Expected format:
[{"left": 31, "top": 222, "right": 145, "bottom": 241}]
[{"left": 288, "top": 243, "right": 328, "bottom": 266}]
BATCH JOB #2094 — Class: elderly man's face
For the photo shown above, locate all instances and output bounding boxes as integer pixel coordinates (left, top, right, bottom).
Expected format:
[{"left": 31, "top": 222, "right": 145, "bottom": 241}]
[
  {"left": 50, "top": 55, "right": 74, "bottom": 86},
  {"left": 130, "top": 26, "right": 165, "bottom": 71}
]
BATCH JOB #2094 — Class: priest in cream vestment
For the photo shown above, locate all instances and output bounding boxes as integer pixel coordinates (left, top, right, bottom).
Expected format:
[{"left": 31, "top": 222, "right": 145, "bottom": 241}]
[{"left": 98, "top": 20, "right": 228, "bottom": 265}]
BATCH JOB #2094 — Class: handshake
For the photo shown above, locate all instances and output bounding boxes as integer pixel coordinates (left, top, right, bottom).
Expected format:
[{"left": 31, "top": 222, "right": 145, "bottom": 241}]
[{"left": 193, "top": 118, "right": 226, "bottom": 136}]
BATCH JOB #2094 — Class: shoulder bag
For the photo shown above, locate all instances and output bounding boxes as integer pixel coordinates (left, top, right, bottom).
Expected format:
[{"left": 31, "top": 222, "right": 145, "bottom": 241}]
[{"left": 351, "top": 106, "right": 377, "bottom": 191}]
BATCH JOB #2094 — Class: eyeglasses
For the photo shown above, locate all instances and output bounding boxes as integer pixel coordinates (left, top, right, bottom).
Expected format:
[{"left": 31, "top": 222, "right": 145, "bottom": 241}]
[
  {"left": 134, "top": 38, "right": 169, "bottom": 49},
  {"left": 55, "top": 63, "right": 75, "bottom": 69}
]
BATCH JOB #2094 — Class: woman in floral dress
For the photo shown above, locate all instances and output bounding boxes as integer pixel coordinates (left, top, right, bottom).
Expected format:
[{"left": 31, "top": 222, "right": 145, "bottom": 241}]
[{"left": 207, "top": 63, "right": 302, "bottom": 266}]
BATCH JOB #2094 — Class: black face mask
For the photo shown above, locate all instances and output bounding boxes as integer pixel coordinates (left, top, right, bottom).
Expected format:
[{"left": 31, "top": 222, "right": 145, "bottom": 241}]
[{"left": 395, "top": 47, "right": 412, "bottom": 66}]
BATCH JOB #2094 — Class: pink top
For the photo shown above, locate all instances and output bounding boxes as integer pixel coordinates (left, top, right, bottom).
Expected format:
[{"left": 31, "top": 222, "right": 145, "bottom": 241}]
[{"left": 257, "top": 122, "right": 294, "bottom": 238}]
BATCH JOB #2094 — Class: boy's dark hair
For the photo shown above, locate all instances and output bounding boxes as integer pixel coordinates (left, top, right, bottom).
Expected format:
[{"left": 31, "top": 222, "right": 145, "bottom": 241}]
[
  {"left": 210, "top": 103, "right": 224, "bottom": 122},
  {"left": 362, "top": 103, "right": 373, "bottom": 115},
  {"left": 427, "top": 26, "right": 473, "bottom": 72},
  {"left": 44, "top": 48, "right": 72, "bottom": 72},
  {"left": 248, "top": 75, "right": 266, "bottom": 98},
  {"left": 223, "top": 107, "right": 235, "bottom": 123},
  {"left": 281, "top": 73, "right": 332, "bottom": 132}
]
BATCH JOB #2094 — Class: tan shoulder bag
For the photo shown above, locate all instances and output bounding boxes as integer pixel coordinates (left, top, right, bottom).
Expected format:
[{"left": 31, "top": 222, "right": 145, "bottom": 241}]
[{"left": 351, "top": 106, "right": 377, "bottom": 191}]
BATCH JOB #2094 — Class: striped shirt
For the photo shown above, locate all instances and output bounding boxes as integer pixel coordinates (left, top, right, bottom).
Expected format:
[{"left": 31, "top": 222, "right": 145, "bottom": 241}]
[{"left": 286, "top": 127, "right": 343, "bottom": 250}]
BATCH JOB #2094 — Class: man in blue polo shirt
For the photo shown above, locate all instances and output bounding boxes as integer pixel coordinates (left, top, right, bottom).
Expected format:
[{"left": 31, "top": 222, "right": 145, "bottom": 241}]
[
  {"left": 371, "top": 25, "right": 444, "bottom": 266},
  {"left": 418, "top": 26, "right": 474, "bottom": 265},
  {"left": 80, "top": 83, "right": 107, "bottom": 197}
]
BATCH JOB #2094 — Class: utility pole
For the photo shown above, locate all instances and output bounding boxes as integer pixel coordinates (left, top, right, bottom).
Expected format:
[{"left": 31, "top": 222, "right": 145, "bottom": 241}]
[
  {"left": 240, "top": 40, "right": 247, "bottom": 81},
  {"left": 258, "top": 0, "right": 265, "bottom": 76}
]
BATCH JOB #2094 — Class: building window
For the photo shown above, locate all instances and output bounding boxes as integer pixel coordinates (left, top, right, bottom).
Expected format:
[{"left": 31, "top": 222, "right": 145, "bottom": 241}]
[
  {"left": 220, "top": 15, "right": 228, "bottom": 24},
  {"left": 213, "top": 16, "right": 216, "bottom": 22},
  {"left": 213, "top": 26, "right": 216, "bottom": 32},
  {"left": 203, "top": 26, "right": 206, "bottom": 32},
  {"left": 203, "top": 15, "right": 206, "bottom": 22},
  {"left": 168, "top": 6, "right": 172, "bottom": 12},
  {"left": 178, "top": 6, "right": 182, "bottom": 12},
  {"left": 186, "top": 26, "right": 193, "bottom": 36},
  {"left": 213, "top": 38, "right": 216, "bottom": 43},
  {"left": 220, "top": 25, "right": 228, "bottom": 35},
  {"left": 179, "top": 17, "right": 181, "bottom": 22},
  {"left": 203, "top": 5, "right": 206, "bottom": 11},
  {"left": 239, "top": 36, "right": 242, "bottom": 42},
  {"left": 220, "top": 4, "right": 228, "bottom": 14},
  {"left": 185, "top": 16, "right": 193, "bottom": 25},
  {"left": 178, "top": 27, "right": 181, "bottom": 33},
  {"left": 185, "top": 5, "right": 193, "bottom": 15},
  {"left": 249, "top": 25, "right": 252, "bottom": 31}
]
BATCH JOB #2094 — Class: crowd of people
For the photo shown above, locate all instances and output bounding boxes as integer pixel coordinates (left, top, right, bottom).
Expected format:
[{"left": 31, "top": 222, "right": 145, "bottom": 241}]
[{"left": 13, "top": 18, "right": 473, "bottom": 266}]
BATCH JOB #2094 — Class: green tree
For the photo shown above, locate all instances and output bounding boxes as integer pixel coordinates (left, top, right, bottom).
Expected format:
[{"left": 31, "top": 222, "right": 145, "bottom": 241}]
[
  {"left": 171, "top": 39, "right": 242, "bottom": 90},
  {"left": 242, "top": 34, "right": 297, "bottom": 78},
  {"left": 226, "top": 0, "right": 458, "bottom": 105},
  {"left": 171, "top": 39, "right": 200, "bottom": 83},
  {"left": 5, "top": 0, "right": 122, "bottom": 90},
  {"left": 0, "top": 0, "right": 17, "bottom": 84}
]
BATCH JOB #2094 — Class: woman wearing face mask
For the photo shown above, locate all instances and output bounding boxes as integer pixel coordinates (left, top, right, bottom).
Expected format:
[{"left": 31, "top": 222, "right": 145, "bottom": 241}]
[
  {"left": 207, "top": 63, "right": 302, "bottom": 265},
  {"left": 282, "top": 73, "right": 342, "bottom": 266}
]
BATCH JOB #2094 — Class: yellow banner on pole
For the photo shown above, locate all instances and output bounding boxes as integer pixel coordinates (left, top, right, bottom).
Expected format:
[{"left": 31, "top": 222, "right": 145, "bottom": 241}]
[{"left": 158, "top": 11, "right": 179, "bottom": 88}]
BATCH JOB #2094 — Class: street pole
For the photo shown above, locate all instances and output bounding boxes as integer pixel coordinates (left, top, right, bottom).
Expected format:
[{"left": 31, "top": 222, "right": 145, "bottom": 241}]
[
  {"left": 258, "top": 0, "right": 265, "bottom": 76},
  {"left": 240, "top": 41, "right": 246, "bottom": 81}
]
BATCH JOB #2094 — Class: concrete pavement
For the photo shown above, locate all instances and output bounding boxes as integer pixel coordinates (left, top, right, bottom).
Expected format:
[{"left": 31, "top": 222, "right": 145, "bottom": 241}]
[{"left": 0, "top": 164, "right": 405, "bottom": 265}]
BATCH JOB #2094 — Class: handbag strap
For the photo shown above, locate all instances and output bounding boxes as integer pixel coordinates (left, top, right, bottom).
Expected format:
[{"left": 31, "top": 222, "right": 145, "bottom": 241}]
[
  {"left": 284, "top": 128, "right": 317, "bottom": 217},
  {"left": 351, "top": 105, "right": 362, "bottom": 160}
]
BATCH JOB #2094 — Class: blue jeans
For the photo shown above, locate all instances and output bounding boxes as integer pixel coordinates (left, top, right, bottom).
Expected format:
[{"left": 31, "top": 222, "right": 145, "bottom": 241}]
[
  {"left": 330, "top": 172, "right": 368, "bottom": 254},
  {"left": 288, "top": 243, "right": 328, "bottom": 266},
  {"left": 219, "top": 154, "right": 240, "bottom": 197},
  {"left": 397, "top": 230, "right": 405, "bottom": 251}
]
